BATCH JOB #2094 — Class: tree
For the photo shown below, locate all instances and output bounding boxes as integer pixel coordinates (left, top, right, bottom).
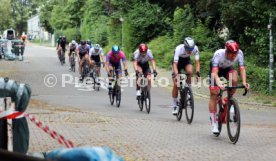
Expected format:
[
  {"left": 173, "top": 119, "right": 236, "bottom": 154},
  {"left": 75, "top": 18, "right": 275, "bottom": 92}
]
[{"left": 0, "top": 0, "right": 12, "bottom": 32}]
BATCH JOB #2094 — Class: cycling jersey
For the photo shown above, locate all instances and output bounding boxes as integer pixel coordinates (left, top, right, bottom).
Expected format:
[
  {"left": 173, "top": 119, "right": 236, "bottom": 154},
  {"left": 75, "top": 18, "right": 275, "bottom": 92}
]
[
  {"left": 106, "top": 50, "right": 126, "bottom": 64},
  {"left": 211, "top": 49, "right": 245, "bottom": 69},
  {"left": 134, "top": 49, "right": 154, "bottom": 74},
  {"left": 68, "top": 43, "right": 77, "bottom": 53},
  {"left": 89, "top": 47, "right": 104, "bottom": 57},
  {"left": 133, "top": 49, "right": 154, "bottom": 64},
  {"left": 77, "top": 45, "right": 90, "bottom": 59},
  {"left": 173, "top": 44, "right": 199, "bottom": 62}
]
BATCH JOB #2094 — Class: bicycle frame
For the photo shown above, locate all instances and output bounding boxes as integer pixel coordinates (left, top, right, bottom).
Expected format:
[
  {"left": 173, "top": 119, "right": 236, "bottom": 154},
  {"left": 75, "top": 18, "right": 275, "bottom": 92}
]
[{"left": 218, "top": 86, "right": 248, "bottom": 112}]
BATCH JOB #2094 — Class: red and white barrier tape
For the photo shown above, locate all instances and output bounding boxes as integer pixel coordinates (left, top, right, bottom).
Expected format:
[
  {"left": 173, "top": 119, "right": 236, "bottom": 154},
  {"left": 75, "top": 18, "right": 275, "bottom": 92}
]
[{"left": 0, "top": 110, "right": 74, "bottom": 148}]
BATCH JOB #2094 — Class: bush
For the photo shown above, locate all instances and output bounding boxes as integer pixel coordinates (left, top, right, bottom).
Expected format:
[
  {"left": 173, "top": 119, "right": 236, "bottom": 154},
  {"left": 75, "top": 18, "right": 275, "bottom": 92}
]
[
  {"left": 148, "top": 35, "right": 174, "bottom": 69},
  {"left": 63, "top": 28, "right": 81, "bottom": 42}
]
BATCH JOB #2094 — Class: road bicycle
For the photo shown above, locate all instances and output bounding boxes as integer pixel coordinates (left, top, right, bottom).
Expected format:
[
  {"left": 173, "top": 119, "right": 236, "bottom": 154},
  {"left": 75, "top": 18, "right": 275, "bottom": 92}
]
[
  {"left": 90, "top": 62, "right": 103, "bottom": 91},
  {"left": 137, "top": 72, "right": 156, "bottom": 114},
  {"left": 214, "top": 85, "right": 248, "bottom": 144},
  {"left": 176, "top": 72, "right": 194, "bottom": 124},
  {"left": 69, "top": 51, "right": 76, "bottom": 72},
  {"left": 109, "top": 69, "right": 122, "bottom": 108}
]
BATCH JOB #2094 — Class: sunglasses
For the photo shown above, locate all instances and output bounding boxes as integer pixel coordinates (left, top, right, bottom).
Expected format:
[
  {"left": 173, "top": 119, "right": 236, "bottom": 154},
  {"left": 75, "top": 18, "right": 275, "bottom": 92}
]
[{"left": 185, "top": 47, "right": 194, "bottom": 51}]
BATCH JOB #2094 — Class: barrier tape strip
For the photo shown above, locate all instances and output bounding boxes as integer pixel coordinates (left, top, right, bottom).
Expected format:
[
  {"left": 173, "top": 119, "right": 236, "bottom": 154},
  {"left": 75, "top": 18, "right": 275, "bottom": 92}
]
[{"left": 0, "top": 110, "right": 74, "bottom": 148}]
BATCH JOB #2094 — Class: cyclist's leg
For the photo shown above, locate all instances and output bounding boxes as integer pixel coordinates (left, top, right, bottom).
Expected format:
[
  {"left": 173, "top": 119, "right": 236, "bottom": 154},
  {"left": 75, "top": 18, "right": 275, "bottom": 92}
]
[
  {"left": 143, "top": 64, "right": 152, "bottom": 90},
  {"left": 107, "top": 63, "right": 114, "bottom": 91},
  {"left": 209, "top": 85, "right": 220, "bottom": 133},
  {"left": 57, "top": 47, "right": 61, "bottom": 59},
  {"left": 225, "top": 68, "right": 238, "bottom": 97},
  {"left": 171, "top": 61, "right": 183, "bottom": 114},
  {"left": 62, "top": 47, "right": 66, "bottom": 62},
  {"left": 185, "top": 64, "right": 193, "bottom": 85},
  {"left": 79, "top": 55, "right": 85, "bottom": 76},
  {"left": 136, "top": 65, "right": 143, "bottom": 96}
]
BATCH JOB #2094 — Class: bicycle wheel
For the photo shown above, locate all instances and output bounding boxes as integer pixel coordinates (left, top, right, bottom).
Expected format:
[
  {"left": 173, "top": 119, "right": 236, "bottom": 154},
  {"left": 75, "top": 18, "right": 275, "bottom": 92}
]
[
  {"left": 185, "top": 87, "right": 194, "bottom": 124},
  {"left": 227, "top": 98, "right": 241, "bottom": 144},
  {"left": 109, "top": 87, "right": 114, "bottom": 105},
  {"left": 144, "top": 90, "right": 151, "bottom": 114},
  {"left": 71, "top": 54, "right": 76, "bottom": 72},
  {"left": 214, "top": 105, "right": 223, "bottom": 137},
  {"left": 61, "top": 51, "right": 65, "bottom": 65},
  {"left": 116, "top": 83, "right": 121, "bottom": 108},
  {"left": 138, "top": 94, "right": 143, "bottom": 111},
  {"left": 95, "top": 72, "right": 100, "bottom": 91},
  {"left": 176, "top": 89, "right": 185, "bottom": 121}
]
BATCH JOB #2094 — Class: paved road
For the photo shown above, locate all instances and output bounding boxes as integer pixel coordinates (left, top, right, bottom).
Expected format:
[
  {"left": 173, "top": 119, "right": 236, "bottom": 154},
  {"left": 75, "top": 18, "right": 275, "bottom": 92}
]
[{"left": 1, "top": 44, "right": 276, "bottom": 160}]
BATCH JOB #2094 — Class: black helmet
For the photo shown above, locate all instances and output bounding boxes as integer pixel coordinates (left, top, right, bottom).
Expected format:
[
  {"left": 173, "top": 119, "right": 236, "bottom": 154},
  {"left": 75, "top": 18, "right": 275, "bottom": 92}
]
[
  {"left": 87, "top": 40, "right": 91, "bottom": 46},
  {"left": 80, "top": 40, "right": 86, "bottom": 45}
]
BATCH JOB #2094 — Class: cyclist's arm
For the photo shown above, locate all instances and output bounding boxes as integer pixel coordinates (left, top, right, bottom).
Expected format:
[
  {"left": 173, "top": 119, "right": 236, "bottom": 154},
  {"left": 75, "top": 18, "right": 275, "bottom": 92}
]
[
  {"left": 100, "top": 49, "right": 105, "bottom": 63},
  {"left": 76, "top": 48, "right": 80, "bottom": 62},
  {"left": 121, "top": 53, "right": 127, "bottom": 71},
  {"left": 123, "top": 61, "right": 128, "bottom": 71},
  {"left": 194, "top": 46, "right": 200, "bottom": 74},
  {"left": 151, "top": 59, "right": 156, "bottom": 71},
  {"left": 195, "top": 60, "right": 200, "bottom": 74},
  {"left": 173, "top": 49, "right": 179, "bottom": 77},
  {"left": 67, "top": 44, "right": 70, "bottom": 56},
  {"left": 212, "top": 67, "right": 223, "bottom": 87},
  {"left": 148, "top": 50, "right": 156, "bottom": 71},
  {"left": 240, "top": 67, "right": 246, "bottom": 85},
  {"left": 173, "top": 62, "right": 178, "bottom": 77},
  {"left": 237, "top": 51, "right": 247, "bottom": 86},
  {"left": 133, "top": 60, "right": 138, "bottom": 71},
  {"left": 105, "top": 54, "right": 111, "bottom": 74}
]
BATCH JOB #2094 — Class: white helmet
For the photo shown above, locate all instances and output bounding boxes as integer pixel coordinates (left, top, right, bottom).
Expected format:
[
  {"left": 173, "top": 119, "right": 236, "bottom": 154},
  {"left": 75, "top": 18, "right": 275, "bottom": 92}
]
[
  {"left": 94, "top": 44, "right": 101, "bottom": 50},
  {"left": 71, "top": 40, "right": 76, "bottom": 45},
  {"left": 184, "top": 37, "right": 195, "bottom": 51}
]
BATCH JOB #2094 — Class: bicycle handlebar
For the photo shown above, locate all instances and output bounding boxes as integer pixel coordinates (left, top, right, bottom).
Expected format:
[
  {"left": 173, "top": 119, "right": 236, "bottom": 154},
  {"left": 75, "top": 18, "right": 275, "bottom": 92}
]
[
  {"left": 218, "top": 85, "right": 248, "bottom": 97},
  {"left": 137, "top": 72, "right": 157, "bottom": 80}
]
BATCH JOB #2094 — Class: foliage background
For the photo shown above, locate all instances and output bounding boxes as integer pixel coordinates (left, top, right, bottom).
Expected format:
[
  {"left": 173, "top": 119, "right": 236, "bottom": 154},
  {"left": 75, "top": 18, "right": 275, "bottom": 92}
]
[{"left": 1, "top": 0, "right": 276, "bottom": 94}]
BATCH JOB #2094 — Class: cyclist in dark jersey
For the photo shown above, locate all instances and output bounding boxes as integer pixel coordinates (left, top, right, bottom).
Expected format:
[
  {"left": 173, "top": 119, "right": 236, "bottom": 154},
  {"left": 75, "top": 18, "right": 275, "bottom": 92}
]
[{"left": 76, "top": 40, "right": 91, "bottom": 80}]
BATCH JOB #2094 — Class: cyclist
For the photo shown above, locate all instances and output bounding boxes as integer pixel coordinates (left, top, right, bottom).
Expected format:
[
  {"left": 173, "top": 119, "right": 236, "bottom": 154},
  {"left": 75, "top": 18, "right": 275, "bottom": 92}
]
[
  {"left": 105, "top": 45, "right": 128, "bottom": 94},
  {"left": 67, "top": 40, "right": 78, "bottom": 71},
  {"left": 89, "top": 44, "right": 105, "bottom": 76},
  {"left": 76, "top": 40, "right": 91, "bottom": 81},
  {"left": 56, "top": 36, "right": 67, "bottom": 64},
  {"left": 171, "top": 37, "right": 200, "bottom": 115},
  {"left": 21, "top": 34, "right": 27, "bottom": 44},
  {"left": 133, "top": 43, "right": 157, "bottom": 98},
  {"left": 208, "top": 40, "right": 249, "bottom": 134}
]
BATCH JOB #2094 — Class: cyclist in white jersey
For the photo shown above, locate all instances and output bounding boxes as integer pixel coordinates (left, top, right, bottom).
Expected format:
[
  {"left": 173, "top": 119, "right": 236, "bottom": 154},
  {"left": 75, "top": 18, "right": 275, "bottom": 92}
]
[
  {"left": 171, "top": 37, "right": 201, "bottom": 115},
  {"left": 208, "top": 40, "right": 250, "bottom": 134},
  {"left": 133, "top": 43, "right": 157, "bottom": 97},
  {"left": 89, "top": 44, "right": 105, "bottom": 74}
]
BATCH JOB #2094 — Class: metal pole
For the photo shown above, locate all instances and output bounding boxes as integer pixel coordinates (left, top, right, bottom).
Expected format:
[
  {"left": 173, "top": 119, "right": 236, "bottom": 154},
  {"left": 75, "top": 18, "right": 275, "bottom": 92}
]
[
  {"left": 120, "top": 16, "right": 124, "bottom": 50},
  {"left": 121, "top": 20, "right": 124, "bottom": 50},
  {"left": 268, "top": 14, "right": 274, "bottom": 94}
]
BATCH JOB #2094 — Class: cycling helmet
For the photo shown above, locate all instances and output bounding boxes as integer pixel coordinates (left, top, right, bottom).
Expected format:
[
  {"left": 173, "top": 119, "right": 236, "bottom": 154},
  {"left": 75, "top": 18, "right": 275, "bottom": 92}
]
[
  {"left": 87, "top": 40, "right": 91, "bottom": 46},
  {"left": 184, "top": 37, "right": 195, "bottom": 51},
  {"left": 112, "top": 45, "right": 120, "bottom": 54},
  {"left": 139, "top": 43, "right": 148, "bottom": 53},
  {"left": 71, "top": 40, "right": 76, "bottom": 45},
  {"left": 80, "top": 40, "right": 86, "bottom": 45},
  {"left": 225, "top": 40, "right": 239, "bottom": 53},
  {"left": 94, "top": 44, "right": 101, "bottom": 50}
]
